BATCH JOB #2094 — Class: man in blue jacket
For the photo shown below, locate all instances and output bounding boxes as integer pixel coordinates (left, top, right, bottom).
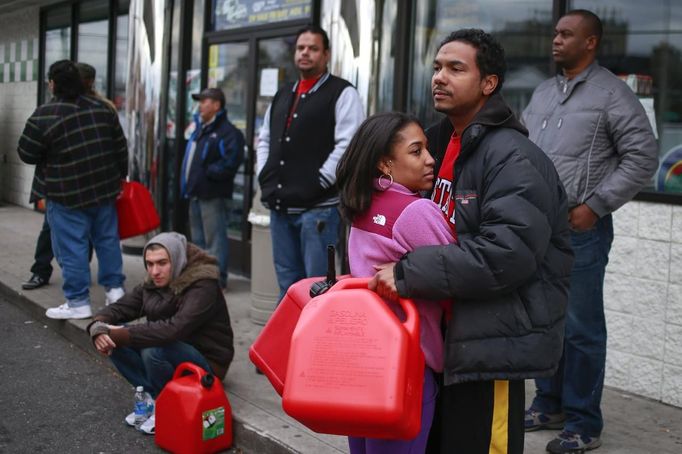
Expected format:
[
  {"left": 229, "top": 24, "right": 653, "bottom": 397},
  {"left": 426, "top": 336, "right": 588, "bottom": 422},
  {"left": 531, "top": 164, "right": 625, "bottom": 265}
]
[{"left": 181, "top": 87, "right": 244, "bottom": 289}]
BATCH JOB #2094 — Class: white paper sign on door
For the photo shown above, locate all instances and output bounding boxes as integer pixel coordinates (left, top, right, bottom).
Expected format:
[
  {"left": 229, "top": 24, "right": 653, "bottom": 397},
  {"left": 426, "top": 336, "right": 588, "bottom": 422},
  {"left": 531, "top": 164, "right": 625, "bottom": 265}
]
[{"left": 260, "top": 68, "right": 279, "bottom": 97}]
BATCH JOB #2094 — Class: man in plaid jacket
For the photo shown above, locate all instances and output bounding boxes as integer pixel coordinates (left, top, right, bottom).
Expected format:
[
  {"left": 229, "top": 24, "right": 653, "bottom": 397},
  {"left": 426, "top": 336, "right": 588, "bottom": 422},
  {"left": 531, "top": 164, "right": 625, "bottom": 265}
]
[{"left": 18, "top": 59, "right": 128, "bottom": 319}]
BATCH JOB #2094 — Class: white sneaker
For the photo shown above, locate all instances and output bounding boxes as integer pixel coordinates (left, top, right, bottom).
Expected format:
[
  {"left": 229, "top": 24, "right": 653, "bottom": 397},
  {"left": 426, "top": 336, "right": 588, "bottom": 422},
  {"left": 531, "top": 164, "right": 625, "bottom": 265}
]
[
  {"left": 105, "top": 287, "right": 125, "bottom": 306},
  {"left": 45, "top": 303, "right": 92, "bottom": 319},
  {"left": 125, "top": 397, "right": 154, "bottom": 427},
  {"left": 139, "top": 413, "right": 155, "bottom": 435}
]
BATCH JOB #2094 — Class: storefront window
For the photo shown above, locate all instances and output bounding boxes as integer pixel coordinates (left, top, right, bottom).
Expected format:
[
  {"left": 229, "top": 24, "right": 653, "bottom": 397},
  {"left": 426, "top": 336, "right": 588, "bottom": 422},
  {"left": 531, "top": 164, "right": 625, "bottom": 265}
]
[
  {"left": 321, "top": 0, "right": 374, "bottom": 110},
  {"left": 162, "top": 0, "right": 182, "bottom": 231},
  {"left": 211, "top": 0, "right": 311, "bottom": 31},
  {"left": 43, "top": 5, "right": 71, "bottom": 103},
  {"left": 184, "top": 0, "right": 205, "bottom": 139},
  {"left": 114, "top": 0, "right": 130, "bottom": 130},
  {"left": 375, "top": 0, "right": 397, "bottom": 113},
  {"left": 255, "top": 37, "right": 297, "bottom": 149},
  {"left": 409, "top": 0, "right": 553, "bottom": 125},
  {"left": 208, "top": 41, "right": 249, "bottom": 236},
  {"left": 571, "top": 0, "right": 682, "bottom": 194},
  {"left": 78, "top": 0, "right": 109, "bottom": 95}
]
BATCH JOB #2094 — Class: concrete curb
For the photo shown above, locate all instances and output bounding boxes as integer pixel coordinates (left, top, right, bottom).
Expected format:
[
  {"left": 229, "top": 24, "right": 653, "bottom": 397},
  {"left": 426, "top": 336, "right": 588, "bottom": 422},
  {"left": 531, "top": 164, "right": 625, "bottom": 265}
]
[{"left": 0, "top": 280, "right": 335, "bottom": 454}]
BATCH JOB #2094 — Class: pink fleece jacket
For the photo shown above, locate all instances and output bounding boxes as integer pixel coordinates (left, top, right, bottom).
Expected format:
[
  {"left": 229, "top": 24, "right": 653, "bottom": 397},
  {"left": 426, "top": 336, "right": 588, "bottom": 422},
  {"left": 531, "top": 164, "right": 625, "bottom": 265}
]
[{"left": 348, "top": 181, "right": 456, "bottom": 372}]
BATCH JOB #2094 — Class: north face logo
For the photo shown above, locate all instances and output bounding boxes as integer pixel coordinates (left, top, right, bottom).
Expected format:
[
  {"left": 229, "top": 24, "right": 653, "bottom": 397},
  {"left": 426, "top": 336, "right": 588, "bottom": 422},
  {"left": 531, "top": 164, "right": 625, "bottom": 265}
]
[{"left": 372, "top": 214, "right": 386, "bottom": 226}]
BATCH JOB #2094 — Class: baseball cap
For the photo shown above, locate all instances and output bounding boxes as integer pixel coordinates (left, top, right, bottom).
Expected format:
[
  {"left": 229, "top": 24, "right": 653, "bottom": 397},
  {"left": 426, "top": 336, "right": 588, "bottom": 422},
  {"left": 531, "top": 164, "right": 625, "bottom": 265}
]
[{"left": 191, "top": 87, "right": 225, "bottom": 107}]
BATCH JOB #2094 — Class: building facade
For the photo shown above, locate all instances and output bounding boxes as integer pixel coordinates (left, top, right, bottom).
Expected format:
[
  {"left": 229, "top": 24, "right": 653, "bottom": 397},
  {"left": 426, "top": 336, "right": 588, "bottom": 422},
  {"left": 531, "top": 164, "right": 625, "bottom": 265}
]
[{"left": 0, "top": 0, "right": 680, "bottom": 407}]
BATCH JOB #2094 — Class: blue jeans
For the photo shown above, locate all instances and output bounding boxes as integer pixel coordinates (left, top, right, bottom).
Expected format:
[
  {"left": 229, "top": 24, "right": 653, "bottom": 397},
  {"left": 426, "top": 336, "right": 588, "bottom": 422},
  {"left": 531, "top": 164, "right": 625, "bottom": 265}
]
[
  {"left": 189, "top": 197, "right": 229, "bottom": 287},
  {"left": 270, "top": 207, "right": 340, "bottom": 302},
  {"left": 531, "top": 215, "right": 613, "bottom": 437},
  {"left": 109, "top": 341, "right": 213, "bottom": 398},
  {"left": 46, "top": 200, "right": 125, "bottom": 307}
]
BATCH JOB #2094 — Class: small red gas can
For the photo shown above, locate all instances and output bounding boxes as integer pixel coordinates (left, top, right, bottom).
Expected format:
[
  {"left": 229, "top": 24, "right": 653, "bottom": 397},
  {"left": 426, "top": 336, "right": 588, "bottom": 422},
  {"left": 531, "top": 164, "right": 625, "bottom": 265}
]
[
  {"left": 116, "top": 180, "right": 160, "bottom": 239},
  {"left": 155, "top": 362, "right": 232, "bottom": 454},
  {"left": 282, "top": 278, "right": 425, "bottom": 439}
]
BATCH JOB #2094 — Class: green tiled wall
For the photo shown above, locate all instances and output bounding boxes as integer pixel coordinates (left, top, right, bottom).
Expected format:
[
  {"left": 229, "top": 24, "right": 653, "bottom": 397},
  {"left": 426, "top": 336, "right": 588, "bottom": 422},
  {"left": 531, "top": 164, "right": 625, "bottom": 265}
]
[{"left": 0, "top": 38, "right": 38, "bottom": 83}]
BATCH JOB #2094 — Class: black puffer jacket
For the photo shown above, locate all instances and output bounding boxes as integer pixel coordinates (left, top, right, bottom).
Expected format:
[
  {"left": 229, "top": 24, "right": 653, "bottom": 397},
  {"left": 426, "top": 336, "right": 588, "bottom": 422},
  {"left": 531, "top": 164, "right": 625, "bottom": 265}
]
[{"left": 395, "top": 93, "right": 573, "bottom": 385}]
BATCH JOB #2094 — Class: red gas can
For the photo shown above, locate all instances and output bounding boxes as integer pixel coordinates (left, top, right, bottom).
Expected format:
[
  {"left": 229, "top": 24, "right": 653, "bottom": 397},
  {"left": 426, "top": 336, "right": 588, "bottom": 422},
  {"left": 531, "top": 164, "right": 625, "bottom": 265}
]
[
  {"left": 155, "top": 362, "right": 232, "bottom": 454},
  {"left": 249, "top": 274, "right": 350, "bottom": 395},
  {"left": 282, "top": 278, "right": 425, "bottom": 439},
  {"left": 249, "top": 276, "right": 321, "bottom": 395},
  {"left": 116, "top": 180, "right": 160, "bottom": 239}
]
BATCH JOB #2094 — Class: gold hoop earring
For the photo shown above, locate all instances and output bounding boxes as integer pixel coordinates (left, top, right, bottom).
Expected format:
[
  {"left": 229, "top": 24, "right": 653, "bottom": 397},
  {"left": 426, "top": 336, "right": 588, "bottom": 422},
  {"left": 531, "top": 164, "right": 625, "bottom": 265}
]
[{"left": 378, "top": 173, "right": 393, "bottom": 190}]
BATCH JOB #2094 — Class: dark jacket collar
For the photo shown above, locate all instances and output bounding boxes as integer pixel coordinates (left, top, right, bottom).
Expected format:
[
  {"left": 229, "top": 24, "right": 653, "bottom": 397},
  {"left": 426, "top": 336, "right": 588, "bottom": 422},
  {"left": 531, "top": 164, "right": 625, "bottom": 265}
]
[{"left": 431, "top": 93, "right": 527, "bottom": 158}]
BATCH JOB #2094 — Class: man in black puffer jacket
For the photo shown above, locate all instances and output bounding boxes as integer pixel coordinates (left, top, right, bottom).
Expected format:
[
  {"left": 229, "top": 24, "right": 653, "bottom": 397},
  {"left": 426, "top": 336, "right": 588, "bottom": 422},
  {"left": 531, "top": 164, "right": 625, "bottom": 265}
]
[{"left": 370, "top": 29, "right": 573, "bottom": 454}]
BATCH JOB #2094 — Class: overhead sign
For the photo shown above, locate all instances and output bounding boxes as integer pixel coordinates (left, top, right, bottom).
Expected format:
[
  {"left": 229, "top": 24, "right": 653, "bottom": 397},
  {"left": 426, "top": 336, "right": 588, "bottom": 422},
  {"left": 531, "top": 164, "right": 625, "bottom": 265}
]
[{"left": 214, "top": 0, "right": 312, "bottom": 30}]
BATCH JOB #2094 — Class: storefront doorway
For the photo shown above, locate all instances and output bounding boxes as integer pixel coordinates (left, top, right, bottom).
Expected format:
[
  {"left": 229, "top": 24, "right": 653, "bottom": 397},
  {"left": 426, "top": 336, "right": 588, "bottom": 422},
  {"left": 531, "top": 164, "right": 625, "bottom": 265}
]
[{"left": 203, "top": 29, "right": 300, "bottom": 275}]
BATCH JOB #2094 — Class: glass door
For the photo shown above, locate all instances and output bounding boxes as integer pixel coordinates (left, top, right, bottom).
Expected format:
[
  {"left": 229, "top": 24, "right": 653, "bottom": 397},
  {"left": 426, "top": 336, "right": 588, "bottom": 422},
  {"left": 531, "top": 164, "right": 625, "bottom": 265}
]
[
  {"left": 206, "top": 33, "right": 297, "bottom": 275},
  {"left": 207, "top": 41, "right": 250, "bottom": 238}
]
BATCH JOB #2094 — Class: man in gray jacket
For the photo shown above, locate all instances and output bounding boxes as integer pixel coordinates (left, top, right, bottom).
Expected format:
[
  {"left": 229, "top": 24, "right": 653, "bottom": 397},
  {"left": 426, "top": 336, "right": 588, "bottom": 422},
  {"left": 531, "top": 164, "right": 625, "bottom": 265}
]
[{"left": 521, "top": 10, "right": 658, "bottom": 454}]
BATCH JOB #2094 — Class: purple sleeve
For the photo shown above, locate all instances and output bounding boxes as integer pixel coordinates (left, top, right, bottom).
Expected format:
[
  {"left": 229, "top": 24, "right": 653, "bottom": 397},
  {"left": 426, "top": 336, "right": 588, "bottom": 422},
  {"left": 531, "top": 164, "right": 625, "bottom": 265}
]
[{"left": 393, "top": 199, "right": 456, "bottom": 250}]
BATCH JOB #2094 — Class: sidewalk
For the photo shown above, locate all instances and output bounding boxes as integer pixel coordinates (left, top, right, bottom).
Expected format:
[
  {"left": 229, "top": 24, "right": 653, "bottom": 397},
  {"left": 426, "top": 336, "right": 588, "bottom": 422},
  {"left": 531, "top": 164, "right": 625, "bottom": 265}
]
[{"left": 0, "top": 203, "right": 680, "bottom": 453}]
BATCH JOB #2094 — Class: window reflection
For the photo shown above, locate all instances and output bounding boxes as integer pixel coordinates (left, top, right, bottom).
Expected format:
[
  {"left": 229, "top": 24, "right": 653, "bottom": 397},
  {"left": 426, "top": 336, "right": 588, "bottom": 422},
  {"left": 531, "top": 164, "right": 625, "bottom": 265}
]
[
  {"left": 44, "top": 5, "right": 71, "bottom": 103},
  {"left": 78, "top": 0, "right": 109, "bottom": 95},
  {"left": 185, "top": 0, "right": 204, "bottom": 137},
  {"left": 572, "top": 0, "right": 682, "bottom": 193},
  {"left": 114, "top": 1, "right": 129, "bottom": 131},
  {"left": 410, "top": 0, "right": 553, "bottom": 124},
  {"left": 321, "top": 0, "right": 374, "bottom": 110},
  {"left": 375, "top": 0, "right": 397, "bottom": 113},
  {"left": 208, "top": 42, "right": 249, "bottom": 236}
]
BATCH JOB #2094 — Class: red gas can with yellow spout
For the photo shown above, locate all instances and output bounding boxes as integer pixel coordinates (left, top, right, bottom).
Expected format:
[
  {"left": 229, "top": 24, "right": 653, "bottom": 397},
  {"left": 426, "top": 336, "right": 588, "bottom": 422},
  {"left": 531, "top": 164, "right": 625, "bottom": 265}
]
[
  {"left": 155, "top": 362, "right": 232, "bottom": 454},
  {"left": 282, "top": 278, "right": 424, "bottom": 439}
]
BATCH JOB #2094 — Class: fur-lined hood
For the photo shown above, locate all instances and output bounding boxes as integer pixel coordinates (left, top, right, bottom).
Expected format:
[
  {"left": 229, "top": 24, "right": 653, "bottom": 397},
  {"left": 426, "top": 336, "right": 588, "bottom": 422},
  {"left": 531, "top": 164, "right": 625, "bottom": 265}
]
[{"left": 145, "top": 243, "right": 219, "bottom": 295}]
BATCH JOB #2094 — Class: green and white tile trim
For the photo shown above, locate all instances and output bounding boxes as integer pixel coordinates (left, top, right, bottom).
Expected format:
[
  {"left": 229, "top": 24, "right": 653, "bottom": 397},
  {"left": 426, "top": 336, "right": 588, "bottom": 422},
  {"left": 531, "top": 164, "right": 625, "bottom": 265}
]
[{"left": 0, "top": 38, "right": 39, "bottom": 83}]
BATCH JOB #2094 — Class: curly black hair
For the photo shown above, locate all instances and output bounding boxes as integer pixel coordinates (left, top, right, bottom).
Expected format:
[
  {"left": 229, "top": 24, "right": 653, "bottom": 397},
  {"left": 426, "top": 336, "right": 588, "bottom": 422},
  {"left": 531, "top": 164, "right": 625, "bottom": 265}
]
[{"left": 438, "top": 29, "right": 506, "bottom": 94}]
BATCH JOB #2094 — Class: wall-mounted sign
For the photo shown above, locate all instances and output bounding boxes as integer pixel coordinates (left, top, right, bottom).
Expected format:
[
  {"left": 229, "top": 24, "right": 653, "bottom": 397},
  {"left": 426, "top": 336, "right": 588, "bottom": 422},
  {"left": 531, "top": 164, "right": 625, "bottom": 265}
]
[
  {"left": 214, "top": 0, "right": 312, "bottom": 31},
  {"left": 656, "top": 145, "right": 682, "bottom": 193}
]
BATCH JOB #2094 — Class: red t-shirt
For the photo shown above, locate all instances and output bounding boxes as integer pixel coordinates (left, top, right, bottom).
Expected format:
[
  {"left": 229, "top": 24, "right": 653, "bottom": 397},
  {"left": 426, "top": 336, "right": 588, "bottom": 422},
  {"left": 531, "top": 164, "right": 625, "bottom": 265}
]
[
  {"left": 431, "top": 133, "right": 461, "bottom": 231},
  {"left": 286, "top": 76, "right": 321, "bottom": 128}
]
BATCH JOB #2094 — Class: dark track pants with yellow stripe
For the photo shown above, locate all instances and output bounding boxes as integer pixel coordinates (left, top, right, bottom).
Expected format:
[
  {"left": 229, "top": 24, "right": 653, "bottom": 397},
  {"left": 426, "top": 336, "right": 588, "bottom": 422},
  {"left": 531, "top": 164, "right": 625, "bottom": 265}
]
[{"left": 427, "top": 378, "right": 525, "bottom": 454}]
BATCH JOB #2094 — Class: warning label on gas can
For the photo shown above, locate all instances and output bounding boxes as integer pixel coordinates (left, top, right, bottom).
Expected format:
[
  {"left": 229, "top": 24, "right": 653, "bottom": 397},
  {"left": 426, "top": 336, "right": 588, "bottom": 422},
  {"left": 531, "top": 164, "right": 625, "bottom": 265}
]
[{"left": 202, "top": 406, "right": 225, "bottom": 440}]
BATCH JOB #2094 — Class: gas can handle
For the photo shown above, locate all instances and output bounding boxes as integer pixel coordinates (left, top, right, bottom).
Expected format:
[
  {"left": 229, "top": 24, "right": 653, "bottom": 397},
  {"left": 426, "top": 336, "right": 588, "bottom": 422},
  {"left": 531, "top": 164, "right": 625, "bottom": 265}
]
[
  {"left": 325, "top": 276, "right": 372, "bottom": 291},
  {"left": 326, "top": 277, "right": 421, "bottom": 342},
  {"left": 172, "top": 361, "right": 207, "bottom": 381}
]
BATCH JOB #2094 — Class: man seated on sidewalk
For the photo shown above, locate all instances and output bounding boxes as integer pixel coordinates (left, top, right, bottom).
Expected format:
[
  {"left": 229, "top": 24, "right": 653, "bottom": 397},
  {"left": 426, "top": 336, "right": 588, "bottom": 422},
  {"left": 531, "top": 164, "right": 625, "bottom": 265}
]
[{"left": 87, "top": 232, "right": 234, "bottom": 434}]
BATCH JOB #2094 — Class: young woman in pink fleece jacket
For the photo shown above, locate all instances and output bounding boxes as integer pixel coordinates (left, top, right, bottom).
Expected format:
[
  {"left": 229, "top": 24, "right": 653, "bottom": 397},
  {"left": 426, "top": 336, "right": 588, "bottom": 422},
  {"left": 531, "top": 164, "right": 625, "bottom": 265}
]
[{"left": 336, "top": 112, "right": 455, "bottom": 454}]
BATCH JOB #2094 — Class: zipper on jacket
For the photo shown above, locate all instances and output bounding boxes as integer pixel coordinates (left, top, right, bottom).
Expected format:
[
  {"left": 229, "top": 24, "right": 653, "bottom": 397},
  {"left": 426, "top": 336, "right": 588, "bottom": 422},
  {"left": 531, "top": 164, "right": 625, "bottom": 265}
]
[{"left": 581, "top": 113, "right": 602, "bottom": 204}]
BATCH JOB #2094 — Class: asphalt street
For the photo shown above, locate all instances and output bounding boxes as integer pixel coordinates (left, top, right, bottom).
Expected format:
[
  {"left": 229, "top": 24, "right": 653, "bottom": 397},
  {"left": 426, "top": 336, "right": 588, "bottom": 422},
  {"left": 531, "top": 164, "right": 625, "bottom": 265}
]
[{"left": 0, "top": 295, "right": 161, "bottom": 454}]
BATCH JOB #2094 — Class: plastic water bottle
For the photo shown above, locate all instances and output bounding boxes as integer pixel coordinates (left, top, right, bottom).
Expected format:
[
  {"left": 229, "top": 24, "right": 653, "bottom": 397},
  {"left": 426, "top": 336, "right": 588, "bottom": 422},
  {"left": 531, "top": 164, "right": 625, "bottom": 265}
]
[
  {"left": 144, "top": 391, "right": 154, "bottom": 417},
  {"left": 133, "top": 386, "right": 148, "bottom": 428}
]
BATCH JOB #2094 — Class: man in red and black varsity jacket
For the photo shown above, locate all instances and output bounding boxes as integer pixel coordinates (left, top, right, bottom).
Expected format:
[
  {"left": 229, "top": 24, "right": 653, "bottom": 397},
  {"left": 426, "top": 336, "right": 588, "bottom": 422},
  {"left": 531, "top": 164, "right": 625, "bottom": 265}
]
[
  {"left": 256, "top": 25, "right": 365, "bottom": 302},
  {"left": 17, "top": 60, "right": 128, "bottom": 320}
]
